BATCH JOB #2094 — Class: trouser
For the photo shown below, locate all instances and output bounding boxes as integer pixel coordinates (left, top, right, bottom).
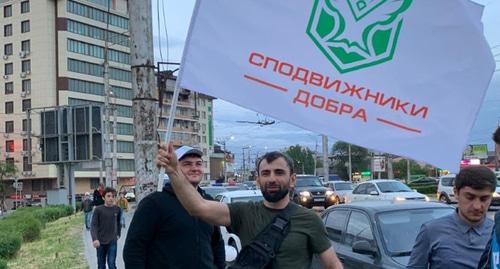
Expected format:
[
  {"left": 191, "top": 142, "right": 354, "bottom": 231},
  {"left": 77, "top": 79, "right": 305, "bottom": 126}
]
[
  {"left": 120, "top": 208, "right": 126, "bottom": 228},
  {"left": 84, "top": 211, "right": 92, "bottom": 229},
  {"left": 96, "top": 241, "right": 117, "bottom": 269}
]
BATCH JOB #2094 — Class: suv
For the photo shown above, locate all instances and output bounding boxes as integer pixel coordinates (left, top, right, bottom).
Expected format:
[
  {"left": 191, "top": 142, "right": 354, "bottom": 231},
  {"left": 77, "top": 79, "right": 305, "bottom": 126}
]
[
  {"left": 437, "top": 174, "right": 456, "bottom": 204},
  {"left": 291, "top": 175, "right": 335, "bottom": 208}
]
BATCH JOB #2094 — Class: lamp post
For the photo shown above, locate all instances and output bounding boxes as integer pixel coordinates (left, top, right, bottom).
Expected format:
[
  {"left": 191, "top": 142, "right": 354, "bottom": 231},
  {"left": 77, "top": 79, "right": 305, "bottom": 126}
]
[
  {"left": 217, "top": 136, "right": 234, "bottom": 182},
  {"left": 242, "top": 146, "right": 251, "bottom": 180}
]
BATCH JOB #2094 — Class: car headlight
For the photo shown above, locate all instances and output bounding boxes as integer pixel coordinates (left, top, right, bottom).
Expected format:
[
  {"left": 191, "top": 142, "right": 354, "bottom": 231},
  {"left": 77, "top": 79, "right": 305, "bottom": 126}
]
[
  {"left": 325, "top": 190, "right": 334, "bottom": 196},
  {"left": 424, "top": 195, "right": 431, "bottom": 202},
  {"left": 299, "top": 191, "right": 311, "bottom": 197},
  {"left": 493, "top": 192, "right": 500, "bottom": 197},
  {"left": 394, "top": 197, "right": 406, "bottom": 201}
]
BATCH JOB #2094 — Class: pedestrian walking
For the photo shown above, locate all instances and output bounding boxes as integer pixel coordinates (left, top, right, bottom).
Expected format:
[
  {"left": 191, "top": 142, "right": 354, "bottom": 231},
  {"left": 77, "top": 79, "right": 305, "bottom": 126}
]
[
  {"left": 158, "top": 143, "right": 343, "bottom": 269},
  {"left": 408, "top": 165, "right": 496, "bottom": 268},
  {"left": 93, "top": 183, "right": 105, "bottom": 207},
  {"left": 124, "top": 145, "right": 226, "bottom": 269},
  {"left": 91, "top": 187, "right": 122, "bottom": 269},
  {"left": 117, "top": 191, "right": 128, "bottom": 229},
  {"left": 82, "top": 192, "right": 93, "bottom": 231}
]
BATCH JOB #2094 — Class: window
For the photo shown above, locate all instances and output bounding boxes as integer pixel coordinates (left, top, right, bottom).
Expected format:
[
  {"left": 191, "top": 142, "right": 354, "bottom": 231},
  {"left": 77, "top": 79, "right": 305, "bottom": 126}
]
[
  {"left": 21, "top": 1, "right": 30, "bottom": 13},
  {"left": 4, "top": 24, "right": 12, "bottom": 36},
  {"left": 352, "top": 184, "right": 368, "bottom": 194},
  {"left": 90, "top": 178, "right": 100, "bottom": 189},
  {"left": 21, "top": 20, "right": 30, "bottom": 33},
  {"left": 5, "top": 121, "right": 14, "bottom": 133},
  {"left": 345, "top": 211, "right": 375, "bottom": 247},
  {"left": 4, "top": 5, "right": 12, "bottom": 17},
  {"left": 202, "top": 111, "right": 206, "bottom": 119},
  {"left": 67, "top": 39, "right": 130, "bottom": 64},
  {"left": 4, "top": 43, "right": 12, "bottom": 56},
  {"left": 21, "top": 40, "right": 30, "bottom": 52},
  {"left": 115, "top": 141, "right": 134, "bottom": 153},
  {"left": 23, "top": 138, "right": 30, "bottom": 151},
  {"left": 325, "top": 210, "right": 349, "bottom": 242},
  {"left": 22, "top": 99, "right": 31, "bottom": 111},
  {"left": 202, "top": 136, "right": 207, "bottom": 143},
  {"left": 67, "top": 1, "right": 129, "bottom": 29},
  {"left": 118, "top": 159, "right": 135, "bottom": 171},
  {"left": 365, "top": 183, "right": 378, "bottom": 194},
  {"left": 6, "top": 158, "right": 14, "bottom": 166},
  {"left": 22, "top": 119, "right": 31, "bottom": 131},
  {"left": 117, "top": 123, "right": 133, "bottom": 135},
  {"left": 5, "top": 82, "right": 13, "bottom": 94},
  {"left": 5, "top": 101, "right": 14, "bottom": 114},
  {"left": 67, "top": 19, "right": 130, "bottom": 47},
  {"left": 5, "top": 140, "right": 14, "bottom": 152},
  {"left": 23, "top": 157, "right": 32, "bottom": 171},
  {"left": 22, "top": 80, "right": 30, "bottom": 92},
  {"left": 21, "top": 60, "right": 30, "bottom": 72},
  {"left": 4, "top": 63, "right": 13, "bottom": 75}
]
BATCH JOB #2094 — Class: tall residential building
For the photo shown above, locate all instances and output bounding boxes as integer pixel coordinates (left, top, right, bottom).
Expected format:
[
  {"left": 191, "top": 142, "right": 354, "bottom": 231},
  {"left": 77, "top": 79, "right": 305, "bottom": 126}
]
[{"left": 0, "top": 0, "right": 214, "bottom": 203}]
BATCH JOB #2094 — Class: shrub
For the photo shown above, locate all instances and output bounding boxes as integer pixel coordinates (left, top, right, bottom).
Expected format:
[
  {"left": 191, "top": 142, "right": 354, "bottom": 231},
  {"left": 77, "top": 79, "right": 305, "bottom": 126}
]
[
  {"left": 410, "top": 184, "right": 437, "bottom": 194},
  {"left": 0, "top": 258, "right": 7, "bottom": 269},
  {"left": 16, "top": 216, "right": 41, "bottom": 242},
  {"left": 0, "top": 231, "right": 22, "bottom": 259}
]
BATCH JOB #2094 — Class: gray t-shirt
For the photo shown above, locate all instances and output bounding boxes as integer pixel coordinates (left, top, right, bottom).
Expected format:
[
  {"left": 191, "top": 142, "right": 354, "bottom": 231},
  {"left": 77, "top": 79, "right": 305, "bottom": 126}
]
[
  {"left": 91, "top": 205, "right": 121, "bottom": 244},
  {"left": 407, "top": 211, "right": 493, "bottom": 268}
]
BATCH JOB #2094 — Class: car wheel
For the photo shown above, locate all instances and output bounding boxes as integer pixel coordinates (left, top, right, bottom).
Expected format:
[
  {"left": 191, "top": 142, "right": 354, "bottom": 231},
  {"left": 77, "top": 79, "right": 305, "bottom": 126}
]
[{"left": 439, "top": 194, "right": 450, "bottom": 204}]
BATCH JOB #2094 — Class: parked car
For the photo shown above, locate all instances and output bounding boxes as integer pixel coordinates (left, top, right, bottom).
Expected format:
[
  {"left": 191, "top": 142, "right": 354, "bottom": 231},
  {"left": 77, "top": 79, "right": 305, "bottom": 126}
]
[
  {"left": 345, "top": 180, "right": 430, "bottom": 203},
  {"left": 324, "top": 181, "right": 353, "bottom": 204},
  {"left": 291, "top": 175, "right": 335, "bottom": 208},
  {"left": 124, "top": 192, "right": 136, "bottom": 202},
  {"left": 437, "top": 174, "right": 456, "bottom": 204},
  {"left": 311, "top": 201, "right": 454, "bottom": 269},
  {"left": 202, "top": 185, "right": 249, "bottom": 198},
  {"left": 214, "top": 190, "right": 264, "bottom": 204},
  {"left": 242, "top": 181, "right": 258, "bottom": 190}
]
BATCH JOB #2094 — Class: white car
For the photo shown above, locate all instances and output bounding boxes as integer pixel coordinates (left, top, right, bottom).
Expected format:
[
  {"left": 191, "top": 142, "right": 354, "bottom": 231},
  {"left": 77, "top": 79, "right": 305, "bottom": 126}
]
[
  {"left": 345, "top": 179, "right": 430, "bottom": 203},
  {"left": 323, "top": 181, "right": 353, "bottom": 204},
  {"left": 437, "top": 174, "right": 456, "bottom": 204}
]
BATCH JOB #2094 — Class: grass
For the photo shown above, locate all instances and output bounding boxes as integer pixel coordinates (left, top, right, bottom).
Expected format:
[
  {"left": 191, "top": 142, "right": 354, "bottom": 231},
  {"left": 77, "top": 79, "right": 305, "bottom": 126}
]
[{"left": 7, "top": 213, "right": 88, "bottom": 269}]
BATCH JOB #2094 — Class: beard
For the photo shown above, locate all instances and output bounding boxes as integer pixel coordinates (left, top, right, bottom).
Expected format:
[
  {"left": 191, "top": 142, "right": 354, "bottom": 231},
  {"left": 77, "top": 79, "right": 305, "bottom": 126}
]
[{"left": 261, "top": 183, "right": 290, "bottom": 203}]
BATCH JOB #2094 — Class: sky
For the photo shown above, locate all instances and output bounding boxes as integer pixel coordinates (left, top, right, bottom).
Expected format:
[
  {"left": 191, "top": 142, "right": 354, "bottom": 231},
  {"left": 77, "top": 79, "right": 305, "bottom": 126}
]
[{"left": 153, "top": 0, "right": 500, "bottom": 168}]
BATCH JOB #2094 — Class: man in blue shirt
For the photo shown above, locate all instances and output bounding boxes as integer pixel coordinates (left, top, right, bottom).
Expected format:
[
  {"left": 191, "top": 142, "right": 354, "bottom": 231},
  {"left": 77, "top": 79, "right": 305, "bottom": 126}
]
[{"left": 408, "top": 165, "right": 496, "bottom": 269}]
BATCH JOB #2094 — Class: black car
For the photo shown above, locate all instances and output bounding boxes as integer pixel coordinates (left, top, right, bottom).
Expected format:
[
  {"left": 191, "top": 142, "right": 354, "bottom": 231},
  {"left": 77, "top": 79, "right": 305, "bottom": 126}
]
[
  {"left": 311, "top": 201, "right": 454, "bottom": 269},
  {"left": 291, "top": 175, "right": 335, "bottom": 208}
]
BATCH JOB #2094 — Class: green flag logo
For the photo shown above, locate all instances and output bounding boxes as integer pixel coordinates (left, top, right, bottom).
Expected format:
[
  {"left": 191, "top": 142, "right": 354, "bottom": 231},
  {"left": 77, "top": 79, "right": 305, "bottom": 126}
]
[{"left": 307, "top": 0, "right": 413, "bottom": 73}]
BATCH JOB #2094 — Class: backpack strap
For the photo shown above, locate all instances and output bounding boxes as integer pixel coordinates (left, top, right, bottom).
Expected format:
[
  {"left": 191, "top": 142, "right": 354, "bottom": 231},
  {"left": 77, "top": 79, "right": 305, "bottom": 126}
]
[{"left": 229, "top": 202, "right": 299, "bottom": 269}]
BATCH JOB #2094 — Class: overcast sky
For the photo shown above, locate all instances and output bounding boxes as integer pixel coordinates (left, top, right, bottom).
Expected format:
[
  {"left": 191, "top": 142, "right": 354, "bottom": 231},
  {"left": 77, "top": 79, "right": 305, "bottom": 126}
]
[{"left": 153, "top": 0, "right": 500, "bottom": 167}]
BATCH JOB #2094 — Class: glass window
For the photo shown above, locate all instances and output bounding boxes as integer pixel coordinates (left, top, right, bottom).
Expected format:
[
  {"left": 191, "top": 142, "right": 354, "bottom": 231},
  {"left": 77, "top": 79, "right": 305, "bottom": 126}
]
[
  {"left": 345, "top": 211, "right": 375, "bottom": 247},
  {"left": 6, "top": 158, "right": 14, "bottom": 166},
  {"left": 334, "top": 182, "right": 353, "bottom": 191},
  {"left": 4, "top": 24, "right": 12, "bottom": 36},
  {"left": 5, "top": 82, "right": 13, "bottom": 94},
  {"left": 440, "top": 177, "right": 455, "bottom": 187},
  {"left": 22, "top": 119, "right": 31, "bottom": 131},
  {"left": 23, "top": 157, "right": 32, "bottom": 171},
  {"left": 5, "top": 140, "right": 14, "bottom": 152},
  {"left": 5, "top": 101, "right": 14, "bottom": 114},
  {"left": 21, "top": 1, "right": 30, "bottom": 13},
  {"left": 23, "top": 139, "right": 29, "bottom": 151},
  {"left": 22, "top": 60, "right": 31, "bottom": 72},
  {"left": 67, "top": 19, "right": 129, "bottom": 47},
  {"left": 4, "top": 43, "right": 13, "bottom": 56},
  {"left": 324, "top": 210, "right": 349, "bottom": 242},
  {"left": 22, "top": 99, "right": 31, "bottom": 111},
  {"left": 22, "top": 80, "right": 31, "bottom": 92},
  {"left": 366, "top": 183, "right": 378, "bottom": 194},
  {"left": 5, "top": 121, "right": 14, "bottom": 133},
  {"left": 353, "top": 183, "right": 368, "bottom": 194},
  {"left": 21, "top": 40, "right": 30, "bottom": 52},
  {"left": 117, "top": 123, "right": 133, "bottom": 135},
  {"left": 90, "top": 178, "right": 100, "bottom": 189},
  {"left": 118, "top": 159, "right": 135, "bottom": 171},
  {"left": 32, "top": 180, "right": 41, "bottom": 191},
  {"left": 4, "top": 63, "right": 13, "bottom": 75},
  {"left": 67, "top": 0, "right": 129, "bottom": 30},
  {"left": 376, "top": 181, "right": 412, "bottom": 193},
  {"left": 21, "top": 20, "right": 30, "bottom": 33},
  {"left": 4, "top": 5, "right": 12, "bottom": 17},
  {"left": 115, "top": 141, "right": 134, "bottom": 153}
]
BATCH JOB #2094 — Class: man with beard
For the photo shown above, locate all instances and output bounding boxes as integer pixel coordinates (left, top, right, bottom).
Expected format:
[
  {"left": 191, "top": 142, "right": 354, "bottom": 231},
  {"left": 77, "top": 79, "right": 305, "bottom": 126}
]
[
  {"left": 408, "top": 166, "right": 496, "bottom": 269},
  {"left": 158, "top": 142, "right": 343, "bottom": 269}
]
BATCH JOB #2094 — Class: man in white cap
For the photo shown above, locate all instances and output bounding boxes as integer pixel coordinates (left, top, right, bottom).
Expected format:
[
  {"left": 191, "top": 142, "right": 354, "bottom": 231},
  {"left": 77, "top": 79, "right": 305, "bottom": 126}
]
[
  {"left": 82, "top": 192, "right": 93, "bottom": 231},
  {"left": 123, "top": 145, "right": 225, "bottom": 269}
]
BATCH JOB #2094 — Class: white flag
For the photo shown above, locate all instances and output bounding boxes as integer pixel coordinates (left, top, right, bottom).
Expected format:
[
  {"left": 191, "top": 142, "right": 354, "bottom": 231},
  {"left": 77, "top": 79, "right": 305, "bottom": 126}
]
[{"left": 179, "top": 0, "right": 495, "bottom": 172}]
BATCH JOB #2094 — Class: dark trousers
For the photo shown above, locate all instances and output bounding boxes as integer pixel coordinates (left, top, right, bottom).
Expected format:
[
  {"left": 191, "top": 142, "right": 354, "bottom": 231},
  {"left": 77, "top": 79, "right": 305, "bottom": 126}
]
[{"left": 96, "top": 241, "right": 117, "bottom": 269}]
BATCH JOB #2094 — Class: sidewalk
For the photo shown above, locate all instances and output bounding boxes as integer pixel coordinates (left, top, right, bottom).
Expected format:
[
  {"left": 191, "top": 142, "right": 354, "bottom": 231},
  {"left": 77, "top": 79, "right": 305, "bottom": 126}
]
[{"left": 83, "top": 204, "right": 135, "bottom": 269}]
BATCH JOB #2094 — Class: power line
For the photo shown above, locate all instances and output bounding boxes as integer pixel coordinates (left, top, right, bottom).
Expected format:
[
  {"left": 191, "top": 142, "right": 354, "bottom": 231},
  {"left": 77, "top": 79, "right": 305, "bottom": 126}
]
[{"left": 156, "top": 0, "right": 164, "bottom": 62}]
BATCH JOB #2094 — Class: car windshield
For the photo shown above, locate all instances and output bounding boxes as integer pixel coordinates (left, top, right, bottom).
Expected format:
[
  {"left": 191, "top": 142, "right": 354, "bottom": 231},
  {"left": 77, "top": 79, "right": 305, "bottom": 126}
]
[
  {"left": 296, "top": 177, "right": 323, "bottom": 187},
  {"left": 334, "top": 183, "right": 353, "bottom": 190},
  {"left": 376, "top": 181, "right": 412, "bottom": 193},
  {"left": 377, "top": 208, "right": 454, "bottom": 255},
  {"left": 441, "top": 177, "right": 455, "bottom": 186},
  {"left": 231, "top": 196, "right": 264, "bottom": 203}
]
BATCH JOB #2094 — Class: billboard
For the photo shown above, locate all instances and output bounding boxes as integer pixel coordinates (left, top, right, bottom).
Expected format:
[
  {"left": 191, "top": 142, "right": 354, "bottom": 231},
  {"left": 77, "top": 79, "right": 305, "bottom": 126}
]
[{"left": 463, "top": 144, "right": 488, "bottom": 159}]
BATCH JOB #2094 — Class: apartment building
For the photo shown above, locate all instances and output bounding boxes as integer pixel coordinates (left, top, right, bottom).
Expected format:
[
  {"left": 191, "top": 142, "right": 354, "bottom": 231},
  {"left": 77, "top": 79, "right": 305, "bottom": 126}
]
[{"left": 0, "top": 0, "right": 214, "bottom": 203}]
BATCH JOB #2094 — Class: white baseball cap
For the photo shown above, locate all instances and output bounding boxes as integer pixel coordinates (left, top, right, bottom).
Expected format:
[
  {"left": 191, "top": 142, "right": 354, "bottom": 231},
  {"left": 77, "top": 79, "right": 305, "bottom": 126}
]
[{"left": 175, "top": 146, "right": 203, "bottom": 160}]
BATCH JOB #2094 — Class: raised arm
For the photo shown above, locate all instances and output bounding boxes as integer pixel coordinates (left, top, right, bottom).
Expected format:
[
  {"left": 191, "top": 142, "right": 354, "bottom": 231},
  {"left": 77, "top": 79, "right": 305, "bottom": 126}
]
[{"left": 157, "top": 142, "right": 231, "bottom": 226}]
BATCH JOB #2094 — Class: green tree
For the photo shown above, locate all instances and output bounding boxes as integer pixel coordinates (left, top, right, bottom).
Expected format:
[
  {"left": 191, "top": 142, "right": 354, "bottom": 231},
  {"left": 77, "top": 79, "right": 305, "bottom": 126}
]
[
  {"left": 392, "top": 159, "right": 428, "bottom": 182},
  {"left": 0, "top": 161, "right": 17, "bottom": 212},
  {"left": 283, "top": 145, "right": 316, "bottom": 174},
  {"left": 331, "top": 142, "right": 370, "bottom": 180}
]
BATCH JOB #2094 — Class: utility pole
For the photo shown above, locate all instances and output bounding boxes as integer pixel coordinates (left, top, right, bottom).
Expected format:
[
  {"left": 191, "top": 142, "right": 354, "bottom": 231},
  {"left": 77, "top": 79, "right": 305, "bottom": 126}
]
[
  {"left": 242, "top": 148, "right": 246, "bottom": 179},
  {"left": 103, "top": 0, "right": 112, "bottom": 187},
  {"left": 406, "top": 159, "right": 411, "bottom": 184},
  {"left": 387, "top": 154, "right": 394, "bottom": 179},
  {"left": 348, "top": 143, "right": 352, "bottom": 182},
  {"left": 129, "top": 1, "right": 158, "bottom": 202},
  {"left": 112, "top": 100, "right": 118, "bottom": 188},
  {"left": 322, "top": 135, "right": 328, "bottom": 182}
]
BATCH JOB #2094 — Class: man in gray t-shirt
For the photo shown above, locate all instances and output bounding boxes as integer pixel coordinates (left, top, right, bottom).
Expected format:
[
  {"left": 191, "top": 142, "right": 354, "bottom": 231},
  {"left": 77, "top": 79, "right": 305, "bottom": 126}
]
[
  {"left": 91, "top": 187, "right": 121, "bottom": 269},
  {"left": 407, "top": 166, "right": 496, "bottom": 269}
]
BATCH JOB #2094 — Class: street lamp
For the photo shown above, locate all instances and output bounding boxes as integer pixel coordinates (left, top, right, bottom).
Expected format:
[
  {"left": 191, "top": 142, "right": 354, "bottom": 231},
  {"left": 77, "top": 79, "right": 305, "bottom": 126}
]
[
  {"left": 216, "top": 136, "right": 234, "bottom": 182},
  {"left": 242, "top": 146, "right": 251, "bottom": 180}
]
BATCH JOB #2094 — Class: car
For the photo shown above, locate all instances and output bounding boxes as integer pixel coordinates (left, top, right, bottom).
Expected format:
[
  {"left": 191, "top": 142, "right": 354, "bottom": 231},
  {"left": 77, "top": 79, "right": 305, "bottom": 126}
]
[
  {"left": 242, "top": 181, "right": 258, "bottom": 190},
  {"left": 323, "top": 181, "right": 353, "bottom": 204},
  {"left": 124, "top": 192, "right": 136, "bottom": 202},
  {"left": 202, "top": 185, "right": 249, "bottom": 198},
  {"left": 345, "top": 180, "right": 430, "bottom": 203},
  {"left": 437, "top": 174, "right": 456, "bottom": 204},
  {"left": 291, "top": 175, "right": 336, "bottom": 208},
  {"left": 409, "top": 177, "right": 438, "bottom": 185},
  {"left": 214, "top": 190, "right": 264, "bottom": 204},
  {"left": 311, "top": 201, "right": 455, "bottom": 269}
]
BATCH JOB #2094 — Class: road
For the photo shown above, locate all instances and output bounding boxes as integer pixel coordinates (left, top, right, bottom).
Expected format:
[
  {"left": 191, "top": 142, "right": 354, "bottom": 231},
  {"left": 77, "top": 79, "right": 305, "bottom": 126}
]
[{"left": 83, "top": 203, "right": 135, "bottom": 269}]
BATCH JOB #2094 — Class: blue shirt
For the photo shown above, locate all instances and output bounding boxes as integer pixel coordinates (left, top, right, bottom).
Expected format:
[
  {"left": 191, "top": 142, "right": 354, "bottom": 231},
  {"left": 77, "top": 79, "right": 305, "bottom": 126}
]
[{"left": 407, "top": 211, "right": 493, "bottom": 269}]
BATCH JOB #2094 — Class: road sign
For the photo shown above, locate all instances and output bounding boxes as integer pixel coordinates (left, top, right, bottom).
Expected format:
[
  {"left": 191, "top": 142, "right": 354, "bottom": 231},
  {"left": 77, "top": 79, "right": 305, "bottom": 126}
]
[
  {"left": 12, "top": 182, "right": 23, "bottom": 190},
  {"left": 373, "top": 156, "right": 386, "bottom": 172}
]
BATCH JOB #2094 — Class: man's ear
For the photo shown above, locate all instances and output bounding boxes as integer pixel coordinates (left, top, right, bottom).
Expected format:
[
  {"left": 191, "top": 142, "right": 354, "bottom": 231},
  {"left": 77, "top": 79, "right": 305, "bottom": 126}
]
[{"left": 289, "top": 173, "right": 297, "bottom": 188}]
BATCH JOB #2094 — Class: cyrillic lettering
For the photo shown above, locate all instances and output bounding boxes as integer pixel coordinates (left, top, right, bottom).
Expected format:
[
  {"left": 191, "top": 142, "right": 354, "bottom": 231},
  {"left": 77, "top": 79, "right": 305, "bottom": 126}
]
[
  {"left": 410, "top": 105, "right": 429, "bottom": 119},
  {"left": 378, "top": 94, "right": 396, "bottom": 109},
  {"left": 352, "top": 109, "right": 368, "bottom": 122},
  {"left": 364, "top": 89, "right": 381, "bottom": 104},
  {"left": 263, "top": 57, "right": 280, "bottom": 72},
  {"left": 323, "top": 77, "right": 342, "bottom": 92},
  {"left": 309, "top": 72, "right": 324, "bottom": 87},
  {"left": 341, "top": 82, "right": 364, "bottom": 99},
  {"left": 339, "top": 104, "right": 353, "bottom": 115},
  {"left": 291, "top": 68, "right": 310, "bottom": 85},
  {"left": 248, "top": 52, "right": 264, "bottom": 67},
  {"left": 293, "top": 89, "right": 311, "bottom": 107},
  {"left": 325, "top": 99, "right": 339, "bottom": 113},
  {"left": 311, "top": 95, "right": 326, "bottom": 109},
  {"left": 278, "top": 62, "right": 294, "bottom": 76},
  {"left": 394, "top": 100, "right": 409, "bottom": 115}
]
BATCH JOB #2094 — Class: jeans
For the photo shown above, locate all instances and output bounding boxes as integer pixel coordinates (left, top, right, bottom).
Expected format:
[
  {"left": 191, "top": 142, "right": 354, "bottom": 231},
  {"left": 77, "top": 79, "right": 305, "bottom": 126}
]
[
  {"left": 120, "top": 208, "right": 126, "bottom": 228},
  {"left": 96, "top": 241, "right": 117, "bottom": 269},
  {"left": 84, "top": 211, "right": 92, "bottom": 230}
]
